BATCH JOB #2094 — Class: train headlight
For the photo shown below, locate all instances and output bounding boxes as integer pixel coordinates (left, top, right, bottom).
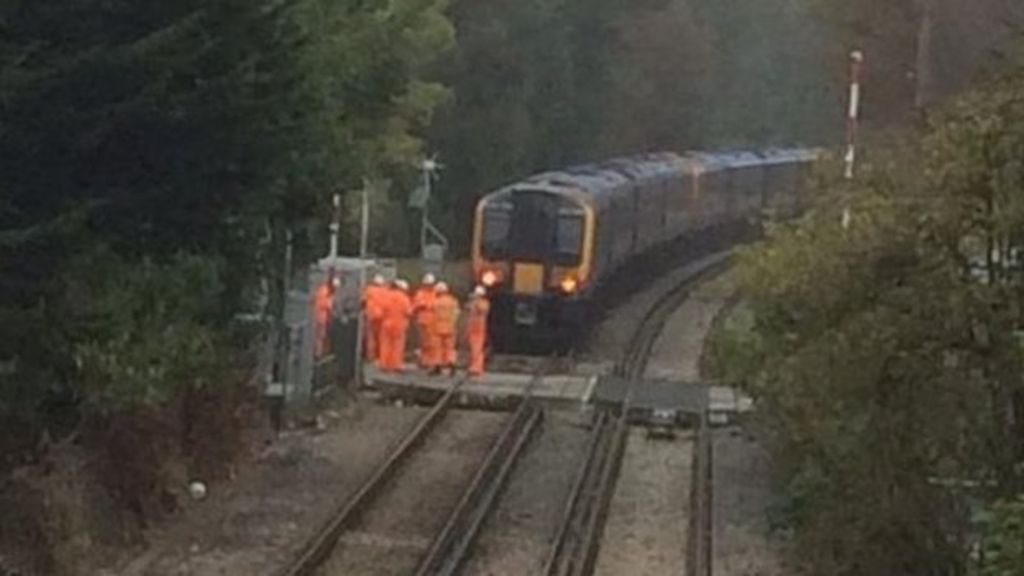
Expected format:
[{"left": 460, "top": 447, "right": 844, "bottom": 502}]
[
  {"left": 481, "top": 270, "right": 499, "bottom": 287},
  {"left": 560, "top": 277, "right": 579, "bottom": 295}
]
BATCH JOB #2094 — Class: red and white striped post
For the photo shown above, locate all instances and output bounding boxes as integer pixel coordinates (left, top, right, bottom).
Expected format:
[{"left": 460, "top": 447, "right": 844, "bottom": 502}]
[{"left": 844, "top": 50, "right": 865, "bottom": 180}]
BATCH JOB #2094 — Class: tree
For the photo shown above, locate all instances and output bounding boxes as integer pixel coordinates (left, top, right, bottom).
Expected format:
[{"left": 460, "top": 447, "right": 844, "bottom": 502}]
[
  {"left": 432, "top": 0, "right": 837, "bottom": 251},
  {"left": 710, "top": 62, "right": 1024, "bottom": 572},
  {"left": 0, "top": 0, "right": 452, "bottom": 462}
]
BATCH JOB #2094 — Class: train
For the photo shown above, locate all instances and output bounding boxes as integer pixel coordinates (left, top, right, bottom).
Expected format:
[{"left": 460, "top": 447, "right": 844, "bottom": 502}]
[{"left": 470, "top": 149, "right": 820, "bottom": 348}]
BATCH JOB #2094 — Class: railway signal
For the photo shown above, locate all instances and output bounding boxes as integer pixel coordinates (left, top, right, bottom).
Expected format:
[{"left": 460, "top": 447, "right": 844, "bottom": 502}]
[
  {"left": 412, "top": 156, "right": 449, "bottom": 271},
  {"left": 845, "top": 50, "right": 865, "bottom": 180}
]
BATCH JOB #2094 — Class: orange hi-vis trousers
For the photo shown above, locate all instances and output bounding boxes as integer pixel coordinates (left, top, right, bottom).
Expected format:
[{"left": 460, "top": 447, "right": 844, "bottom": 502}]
[
  {"left": 363, "top": 283, "right": 387, "bottom": 362},
  {"left": 379, "top": 320, "right": 408, "bottom": 372},
  {"left": 436, "top": 330, "right": 457, "bottom": 368},
  {"left": 432, "top": 294, "right": 460, "bottom": 369},
  {"left": 366, "top": 318, "right": 382, "bottom": 361},
  {"left": 417, "top": 322, "right": 438, "bottom": 368},
  {"left": 468, "top": 331, "right": 486, "bottom": 375},
  {"left": 466, "top": 298, "right": 490, "bottom": 375}
]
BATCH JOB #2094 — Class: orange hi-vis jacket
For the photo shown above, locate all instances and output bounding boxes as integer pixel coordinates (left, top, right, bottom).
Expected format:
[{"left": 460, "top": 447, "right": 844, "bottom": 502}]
[
  {"left": 363, "top": 283, "right": 388, "bottom": 362},
  {"left": 363, "top": 284, "right": 388, "bottom": 322},
  {"left": 466, "top": 296, "right": 490, "bottom": 375},
  {"left": 314, "top": 283, "right": 335, "bottom": 357},
  {"left": 381, "top": 287, "right": 412, "bottom": 333},
  {"left": 412, "top": 286, "right": 438, "bottom": 368},
  {"left": 378, "top": 287, "right": 413, "bottom": 371},
  {"left": 433, "top": 293, "right": 460, "bottom": 336},
  {"left": 412, "top": 287, "right": 437, "bottom": 326},
  {"left": 315, "top": 283, "right": 335, "bottom": 323},
  {"left": 467, "top": 297, "right": 490, "bottom": 337}
]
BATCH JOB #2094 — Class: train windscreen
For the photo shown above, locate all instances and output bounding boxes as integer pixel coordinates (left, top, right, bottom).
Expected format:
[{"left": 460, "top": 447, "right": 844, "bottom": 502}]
[
  {"left": 555, "top": 208, "right": 585, "bottom": 265},
  {"left": 481, "top": 191, "right": 583, "bottom": 265},
  {"left": 482, "top": 200, "right": 512, "bottom": 258}
]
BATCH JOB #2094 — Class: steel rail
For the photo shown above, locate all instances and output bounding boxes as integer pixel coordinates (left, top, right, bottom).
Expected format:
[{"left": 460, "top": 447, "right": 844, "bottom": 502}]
[
  {"left": 542, "top": 410, "right": 612, "bottom": 576},
  {"left": 545, "top": 255, "right": 730, "bottom": 576},
  {"left": 413, "top": 400, "right": 542, "bottom": 576},
  {"left": 687, "top": 411, "right": 714, "bottom": 576},
  {"left": 277, "top": 378, "right": 466, "bottom": 576},
  {"left": 414, "top": 361, "right": 556, "bottom": 576},
  {"left": 573, "top": 413, "right": 630, "bottom": 576}
]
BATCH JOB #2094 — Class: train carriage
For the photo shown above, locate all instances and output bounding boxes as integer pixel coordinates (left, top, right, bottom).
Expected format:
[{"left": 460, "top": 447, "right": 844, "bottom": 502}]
[{"left": 472, "top": 149, "right": 819, "bottom": 349}]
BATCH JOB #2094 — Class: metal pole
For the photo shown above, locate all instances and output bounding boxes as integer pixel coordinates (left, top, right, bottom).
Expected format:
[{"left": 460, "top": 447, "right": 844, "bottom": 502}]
[
  {"left": 281, "top": 229, "right": 293, "bottom": 404},
  {"left": 421, "top": 163, "right": 431, "bottom": 258},
  {"left": 844, "top": 50, "right": 864, "bottom": 180},
  {"left": 360, "top": 184, "right": 370, "bottom": 259},
  {"left": 329, "top": 194, "right": 341, "bottom": 259},
  {"left": 355, "top": 183, "right": 370, "bottom": 387},
  {"left": 284, "top": 229, "right": 294, "bottom": 297}
]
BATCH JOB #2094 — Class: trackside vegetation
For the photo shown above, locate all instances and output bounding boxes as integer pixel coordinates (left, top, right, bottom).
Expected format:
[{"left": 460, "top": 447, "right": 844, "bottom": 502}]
[{"left": 708, "top": 63, "right": 1024, "bottom": 575}]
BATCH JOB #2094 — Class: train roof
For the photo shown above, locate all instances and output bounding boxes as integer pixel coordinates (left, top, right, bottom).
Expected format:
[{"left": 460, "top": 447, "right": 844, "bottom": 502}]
[
  {"left": 689, "top": 151, "right": 763, "bottom": 171},
  {"left": 688, "top": 148, "right": 822, "bottom": 170},
  {"left": 523, "top": 153, "right": 689, "bottom": 203},
  {"left": 480, "top": 148, "right": 820, "bottom": 207}
]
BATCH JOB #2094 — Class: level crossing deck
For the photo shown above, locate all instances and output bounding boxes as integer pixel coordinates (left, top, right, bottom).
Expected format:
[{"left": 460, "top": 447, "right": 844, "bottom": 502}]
[
  {"left": 362, "top": 364, "right": 754, "bottom": 424},
  {"left": 363, "top": 364, "right": 599, "bottom": 409}
]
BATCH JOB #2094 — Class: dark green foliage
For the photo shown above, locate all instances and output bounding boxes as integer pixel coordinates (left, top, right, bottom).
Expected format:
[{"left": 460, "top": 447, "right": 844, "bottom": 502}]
[
  {"left": 0, "top": 0, "right": 450, "bottom": 459},
  {"left": 431, "top": 0, "right": 837, "bottom": 250},
  {"left": 691, "top": 0, "right": 838, "bottom": 146},
  {"left": 709, "top": 64, "right": 1024, "bottom": 574},
  {"left": 976, "top": 496, "right": 1024, "bottom": 576}
]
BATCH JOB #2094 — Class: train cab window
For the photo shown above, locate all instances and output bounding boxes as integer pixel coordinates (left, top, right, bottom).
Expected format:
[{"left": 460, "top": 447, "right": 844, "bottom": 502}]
[
  {"left": 555, "top": 208, "right": 585, "bottom": 265},
  {"left": 482, "top": 202, "right": 512, "bottom": 258}
]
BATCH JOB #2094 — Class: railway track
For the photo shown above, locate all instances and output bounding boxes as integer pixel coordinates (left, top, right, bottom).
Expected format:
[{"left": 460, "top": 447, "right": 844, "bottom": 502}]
[
  {"left": 280, "top": 256, "right": 724, "bottom": 576},
  {"left": 545, "top": 259, "right": 726, "bottom": 576},
  {"left": 278, "top": 378, "right": 470, "bottom": 576},
  {"left": 279, "top": 366, "right": 551, "bottom": 576},
  {"left": 412, "top": 374, "right": 547, "bottom": 575}
]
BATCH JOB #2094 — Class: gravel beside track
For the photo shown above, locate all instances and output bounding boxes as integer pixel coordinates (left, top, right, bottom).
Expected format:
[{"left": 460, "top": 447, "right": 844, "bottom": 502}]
[
  {"left": 644, "top": 273, "right": 736, "bottom": 382},
  {"left": 584, "top": 265, "right": 736, "bottom": 576},
  {"left": 460, "top": 411, "right": 590, "bottom": 575},
  {"left": 127, "top": 404, "right": 425, "bottom": 576},
  {"left": 594, "top": 428, "right": 694, "bottom": 576},
  {"left": 315, "top": 410, "right": 507, "bottom": 576},
  {"left": 585, "top": 253, "right": 731, "bottom": 364}
]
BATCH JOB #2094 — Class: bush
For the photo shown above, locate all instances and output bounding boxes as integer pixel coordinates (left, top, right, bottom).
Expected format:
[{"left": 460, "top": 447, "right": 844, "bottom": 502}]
[
  {"left": 709, "top": 75, "right": 1024, "bottom": 572},
  {"left": 976, "top": 496, "right": 1024, "bottom": 576}
]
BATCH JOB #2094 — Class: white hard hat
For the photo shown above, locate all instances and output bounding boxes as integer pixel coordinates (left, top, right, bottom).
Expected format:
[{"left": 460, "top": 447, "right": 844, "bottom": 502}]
[
  {"left": 436, "top": 282, "right": 449, "bottom": 293},
  {"left": 395, "top": 279, "right": 410, "bottom": 291},
  {"left": 372, "top": 274, "right": 385, "bottom": 285},
  {"left": 188, "top": 480, "right": 207, "bottom": 500},
  {"left": 473, "top": 285, "right": 486, "bottom": 297},
  {"left": 422, "top": 273, "right": 436, "bottom": 285}
]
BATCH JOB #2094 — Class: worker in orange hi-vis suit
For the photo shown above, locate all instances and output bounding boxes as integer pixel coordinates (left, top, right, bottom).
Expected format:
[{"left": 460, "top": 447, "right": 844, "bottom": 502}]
[
  {"left": 431, "top": 282, "right": 460, "bottom": 376},
  {"left": 314, "top": 276, "right": 336, "bottom": 358},
  {"left": 412, "top": 273, "right": 438, "bottom": 369},
  {"left": 466, "top": 285, "right": 491, "bottom": 377},
  {"left": 380, "top": 279, "right": 413, "bottom": 372},
  {"left": 363, "top": 274, "right": 387, "bottom": 362}
]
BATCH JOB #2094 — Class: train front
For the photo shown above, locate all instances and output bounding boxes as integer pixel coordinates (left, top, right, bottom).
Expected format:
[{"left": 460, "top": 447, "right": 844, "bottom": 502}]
[{"left": 472, "top": 185, "right": 594, "bottom": 350}]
